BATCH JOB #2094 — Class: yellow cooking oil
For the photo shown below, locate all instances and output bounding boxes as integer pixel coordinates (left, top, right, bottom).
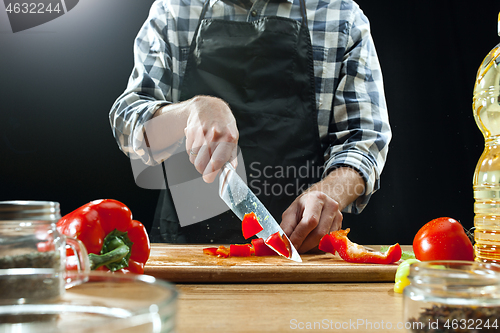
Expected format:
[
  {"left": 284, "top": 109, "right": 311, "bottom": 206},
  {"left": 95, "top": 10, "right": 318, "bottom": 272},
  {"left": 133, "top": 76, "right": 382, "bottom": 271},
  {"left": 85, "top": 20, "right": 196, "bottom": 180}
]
[{"left": 472, "top": 12, "right": 500, "bottom": 262}]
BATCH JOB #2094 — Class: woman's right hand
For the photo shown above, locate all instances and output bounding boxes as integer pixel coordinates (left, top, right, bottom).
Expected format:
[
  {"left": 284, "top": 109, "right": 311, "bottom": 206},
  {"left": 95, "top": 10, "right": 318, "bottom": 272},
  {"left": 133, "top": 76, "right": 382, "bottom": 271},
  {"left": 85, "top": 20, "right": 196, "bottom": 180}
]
[{"left": 184, "top": 96, "right": 239, "bottom": 183}]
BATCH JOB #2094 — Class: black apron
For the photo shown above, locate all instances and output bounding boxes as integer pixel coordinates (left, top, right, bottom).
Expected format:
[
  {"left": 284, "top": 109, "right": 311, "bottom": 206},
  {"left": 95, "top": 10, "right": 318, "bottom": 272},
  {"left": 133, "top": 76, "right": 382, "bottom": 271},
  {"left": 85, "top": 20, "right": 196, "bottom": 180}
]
[{"left": 150, "top": 0, "right": 324, "bottom": 244}]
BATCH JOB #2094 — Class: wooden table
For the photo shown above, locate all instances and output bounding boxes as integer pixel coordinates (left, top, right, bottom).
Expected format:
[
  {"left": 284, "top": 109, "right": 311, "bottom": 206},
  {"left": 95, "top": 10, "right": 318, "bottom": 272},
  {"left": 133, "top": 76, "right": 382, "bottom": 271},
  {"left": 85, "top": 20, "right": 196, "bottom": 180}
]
[
  {"left": 145, "top": 244, "right": 410, "bottom": 332},
  {"left": 175, "top": 283, "right": 406, "bottom": 333}
]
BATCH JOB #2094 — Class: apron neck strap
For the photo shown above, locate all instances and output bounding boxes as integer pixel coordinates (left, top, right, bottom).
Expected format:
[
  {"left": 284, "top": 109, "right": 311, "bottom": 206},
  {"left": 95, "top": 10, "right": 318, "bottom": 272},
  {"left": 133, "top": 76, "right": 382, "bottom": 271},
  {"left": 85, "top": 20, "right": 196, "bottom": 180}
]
[{"left": 199, "top": 0, "right": 211, "bottom": 22}]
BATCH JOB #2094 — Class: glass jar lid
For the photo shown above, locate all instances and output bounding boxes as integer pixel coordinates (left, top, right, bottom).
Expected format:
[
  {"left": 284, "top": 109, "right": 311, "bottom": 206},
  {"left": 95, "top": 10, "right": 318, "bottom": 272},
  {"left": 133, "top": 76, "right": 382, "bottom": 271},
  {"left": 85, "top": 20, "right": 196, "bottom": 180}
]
[{"left": 0, "top": 201, "right": 61, "bottom": 221}]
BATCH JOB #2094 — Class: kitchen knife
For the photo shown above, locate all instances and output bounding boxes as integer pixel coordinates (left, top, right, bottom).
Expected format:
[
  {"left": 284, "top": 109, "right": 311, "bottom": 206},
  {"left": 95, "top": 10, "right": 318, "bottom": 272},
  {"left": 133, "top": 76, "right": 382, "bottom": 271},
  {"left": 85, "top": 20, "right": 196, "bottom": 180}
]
[{"left": 219, "top": 162, "right": 302, "bottom": 262}]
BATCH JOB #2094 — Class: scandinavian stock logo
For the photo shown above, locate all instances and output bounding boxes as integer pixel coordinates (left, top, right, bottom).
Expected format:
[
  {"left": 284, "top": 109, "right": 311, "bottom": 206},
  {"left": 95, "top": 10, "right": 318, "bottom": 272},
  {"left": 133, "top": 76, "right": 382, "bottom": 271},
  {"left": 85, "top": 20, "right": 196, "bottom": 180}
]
[{"left": 3, "top": 0, "right": 79, "bottom": 32}]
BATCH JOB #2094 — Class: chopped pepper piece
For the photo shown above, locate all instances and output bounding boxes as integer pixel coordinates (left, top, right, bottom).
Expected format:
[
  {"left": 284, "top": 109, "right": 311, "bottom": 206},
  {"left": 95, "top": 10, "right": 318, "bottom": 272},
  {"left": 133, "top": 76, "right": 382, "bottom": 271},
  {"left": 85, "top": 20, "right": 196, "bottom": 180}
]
[
  {"left": 251, "top": 238, "right": 278, "bottom": 256},
  {"left": 203, "top": 247, "right": 218, "bottom": 256},
  {"left": 242, "top": 212, "right": 263, "bottom": 239},
  {"left": 380, "top": 246, "right": 415, "bottom": 261},
  {"left": 229, "top": 244, "right": 252, "bottom": 257},
  {"left": 319, "top": 228, "right": 402, "bottom": 264},
  {"left": 318, "top": 233, "right": 336, "bottom": 255},
  {"left": 265, "top": 232, "right": 291, "bottom": 258},
  {"left": 394, "top": 259, "right": 420, "bottom": 293},
  {"left": 56, "top": 199, "right": 150, "bottom": 273},
  {"left": 215, "top": 245, "right": 230, "bottom": 258}
]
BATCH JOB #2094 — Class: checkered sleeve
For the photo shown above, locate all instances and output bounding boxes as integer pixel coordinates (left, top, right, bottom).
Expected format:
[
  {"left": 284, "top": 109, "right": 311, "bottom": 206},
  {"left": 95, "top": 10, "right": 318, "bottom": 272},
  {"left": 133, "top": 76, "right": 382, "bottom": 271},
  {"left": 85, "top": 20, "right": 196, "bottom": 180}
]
[
  {"left": 323, "top": 5, "right": 392, "bottom": 214},
  {"left": 109, "top": 1, "right": 175, "bottom": 165}
]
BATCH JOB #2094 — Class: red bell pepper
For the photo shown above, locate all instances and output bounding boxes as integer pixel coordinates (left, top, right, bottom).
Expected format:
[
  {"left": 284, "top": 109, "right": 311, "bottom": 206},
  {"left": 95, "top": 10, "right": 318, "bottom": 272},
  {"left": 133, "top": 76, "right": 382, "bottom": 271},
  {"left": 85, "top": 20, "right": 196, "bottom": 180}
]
[
  {"left": 205, "top": 241, "right": 275, "bottom": 257},
  {"left": 319, "top": 228, "right": 401, "bottom": 264},
  {"left": 203, "top": 247, "right": 218, "bottom": 256},
  {"left": 242, "top": 212, "right": 263, "bottom": 239},
  {"left": 56, "top": 199, "right": 151, "bottom": 274},
  {"left": 204, "top": 245, "right": 252, "bottom": 258},
  {"left": 318, "top": 232, "right": 336, "bottom": 255},
  {"left": 215, "top": 245, "right": 230, "bottom": 258},
  {"left": 229, "top": 244, "right": 252, "bottom": 257},
  {"left": 251, "top": 238, "right": 278, "bottom": 256},
  {"left": 265, "top": 232, "right": 291, "bottom": 258}
]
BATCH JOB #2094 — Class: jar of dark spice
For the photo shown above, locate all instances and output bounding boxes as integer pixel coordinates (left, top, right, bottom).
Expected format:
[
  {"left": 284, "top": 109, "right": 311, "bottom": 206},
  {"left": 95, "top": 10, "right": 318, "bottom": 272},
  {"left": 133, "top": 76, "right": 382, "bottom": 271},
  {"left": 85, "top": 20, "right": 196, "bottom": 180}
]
[
  {"left": 404, "top": 260, "right": 500, "bottom": 333},
  {"left": 0, "top": 201, "right": 89, "bottom": 303}
]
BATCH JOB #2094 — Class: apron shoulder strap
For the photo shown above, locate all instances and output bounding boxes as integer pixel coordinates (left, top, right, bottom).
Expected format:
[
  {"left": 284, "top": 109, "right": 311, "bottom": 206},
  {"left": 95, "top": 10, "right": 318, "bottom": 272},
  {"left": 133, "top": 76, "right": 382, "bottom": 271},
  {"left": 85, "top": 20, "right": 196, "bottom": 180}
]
[{"left": 298, "top": 0, "right": 308, "bottom": 28}]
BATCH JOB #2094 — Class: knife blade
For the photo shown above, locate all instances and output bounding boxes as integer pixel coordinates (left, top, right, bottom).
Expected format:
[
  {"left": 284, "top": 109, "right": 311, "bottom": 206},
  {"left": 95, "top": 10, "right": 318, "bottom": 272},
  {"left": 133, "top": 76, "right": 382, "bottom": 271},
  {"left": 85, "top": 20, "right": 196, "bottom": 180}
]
[{"left": 219, "top": 162, "right": 302, "bottom": 262}]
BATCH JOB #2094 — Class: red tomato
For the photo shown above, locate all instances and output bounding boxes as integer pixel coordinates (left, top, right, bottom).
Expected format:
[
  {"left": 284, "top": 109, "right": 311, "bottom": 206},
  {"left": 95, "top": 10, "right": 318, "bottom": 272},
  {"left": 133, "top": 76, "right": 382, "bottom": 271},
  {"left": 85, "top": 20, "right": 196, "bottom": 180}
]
[{"left": 413, "top": 217, "right": 474, "bottom": 261}]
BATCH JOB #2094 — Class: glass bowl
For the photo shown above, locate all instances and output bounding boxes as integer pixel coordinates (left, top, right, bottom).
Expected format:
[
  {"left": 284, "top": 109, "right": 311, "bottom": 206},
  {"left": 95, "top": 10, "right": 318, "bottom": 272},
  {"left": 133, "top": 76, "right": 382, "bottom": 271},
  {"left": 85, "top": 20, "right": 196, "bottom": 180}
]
[{"left": 0, "top": 269, "right": 177, "bottom": 333}]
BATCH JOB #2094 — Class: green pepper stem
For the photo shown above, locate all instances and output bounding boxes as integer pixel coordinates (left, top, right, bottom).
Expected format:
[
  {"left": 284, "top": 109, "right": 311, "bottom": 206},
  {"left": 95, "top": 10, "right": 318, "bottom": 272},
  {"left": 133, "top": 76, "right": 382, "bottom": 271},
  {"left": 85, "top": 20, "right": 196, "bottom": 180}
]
[
  {"left": 89, "top": 229, "right": 134, "bottom": 272},
  {"left": 89, "top": 242, "right": 130, "bottom": 270}
]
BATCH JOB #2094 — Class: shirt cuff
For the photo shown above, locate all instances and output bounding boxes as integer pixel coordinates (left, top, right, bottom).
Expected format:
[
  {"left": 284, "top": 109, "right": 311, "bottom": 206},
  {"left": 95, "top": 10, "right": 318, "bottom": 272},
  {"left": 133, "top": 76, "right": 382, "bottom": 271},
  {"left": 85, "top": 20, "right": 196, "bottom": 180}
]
[
  {"left": 131, "top": 101, "right": 181, "bottom": 166},
  {"left": 322, "top": 150, "right": 380, "bottom": 214}
]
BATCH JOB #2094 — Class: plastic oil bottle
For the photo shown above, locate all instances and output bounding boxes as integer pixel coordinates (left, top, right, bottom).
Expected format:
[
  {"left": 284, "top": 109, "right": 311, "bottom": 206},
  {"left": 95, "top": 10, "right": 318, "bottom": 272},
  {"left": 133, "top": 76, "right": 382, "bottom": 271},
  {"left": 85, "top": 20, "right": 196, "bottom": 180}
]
[{"left": 472, "top": 12, "right": 500, "bottom": 263}]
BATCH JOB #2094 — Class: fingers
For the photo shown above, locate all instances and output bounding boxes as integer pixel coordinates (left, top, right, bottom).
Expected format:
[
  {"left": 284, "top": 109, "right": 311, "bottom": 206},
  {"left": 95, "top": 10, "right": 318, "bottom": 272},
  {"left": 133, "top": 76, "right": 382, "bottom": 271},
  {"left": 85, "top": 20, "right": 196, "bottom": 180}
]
[
  {"left": 202, "top": 141, "right": 236, "bottom": 183},
  {"left": 330, "top": 210, "right": 343, "bottom": 232},
  {"left": 229, "top": 143, "right": 238, "bottom": 169},
  {"left": 281, "top": 202, "right": 301, "bottom": 238},
  {"left": 288, "top": 193, "right": 323, "bottom": 251},
  {"left": 298, "top": 203, "right": 341, "bottom": 253},
  {"left": 186, "top": 131, "right": 238, "bottom": 183},
  {"left": 185, "top": 126, "right": 202, "bottom": 165},
  {"left": 184, "top": 97, "right": 239, "bottom": 182},
  {"left": 285, "top": 191, "right": 342, "bottom": 254}
]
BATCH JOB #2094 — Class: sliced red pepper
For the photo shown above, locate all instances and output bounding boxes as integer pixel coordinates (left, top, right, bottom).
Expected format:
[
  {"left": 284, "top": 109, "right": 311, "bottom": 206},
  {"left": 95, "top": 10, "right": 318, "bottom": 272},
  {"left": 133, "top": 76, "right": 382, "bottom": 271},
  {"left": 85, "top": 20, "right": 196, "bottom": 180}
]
[
  {"left": 56, "top": 199, "right": 151, "bottom": 274},
  {"left": 229, "top": 244, "right": 252, "bottom": 257},
  {"left": 318, "top": 233, "right": 336, "bottom": 255},
  {"left": 241, "top": 212, "right": 263, "bottom": 239},
  {"left": 252, "top": 238, "right": 278, "bottom": 256},
  {"left": 203, "top": 247, "right": 218, "bottom": 255},
  {"left": 265, "top": 232, "right": 290, "bottom": 258},
  {"left": 215, "top": 245, "right": 230, "bottom": 258},
  {"left": 319, "top": 228, "right": 402, "bottom": 264}
]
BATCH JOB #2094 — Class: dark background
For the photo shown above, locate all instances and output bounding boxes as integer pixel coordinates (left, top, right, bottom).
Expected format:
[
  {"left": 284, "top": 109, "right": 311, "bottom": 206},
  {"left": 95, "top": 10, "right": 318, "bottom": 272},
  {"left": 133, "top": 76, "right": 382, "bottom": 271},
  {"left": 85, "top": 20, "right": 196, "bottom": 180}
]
[{"left": 1, "top": 0, "right": 499, "bottom": 245}]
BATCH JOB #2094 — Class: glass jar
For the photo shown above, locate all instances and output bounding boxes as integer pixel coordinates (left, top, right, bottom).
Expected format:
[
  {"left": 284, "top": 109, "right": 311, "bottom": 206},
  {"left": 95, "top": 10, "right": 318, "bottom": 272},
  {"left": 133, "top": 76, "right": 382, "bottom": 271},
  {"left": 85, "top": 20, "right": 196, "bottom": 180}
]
[
  {"left": 0, "top": 201, "right": 89, "bottom": 303},
  {"left": 403, "top": 260, "right": 500, "bottom": 332}
]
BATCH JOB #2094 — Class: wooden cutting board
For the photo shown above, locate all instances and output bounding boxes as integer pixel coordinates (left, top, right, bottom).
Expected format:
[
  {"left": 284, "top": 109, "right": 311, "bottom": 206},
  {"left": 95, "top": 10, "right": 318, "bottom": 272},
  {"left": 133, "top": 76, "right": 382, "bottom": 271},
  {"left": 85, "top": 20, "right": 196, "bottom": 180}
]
[{"left": 144, "top": 244, "right": 408, "bottom": 283}]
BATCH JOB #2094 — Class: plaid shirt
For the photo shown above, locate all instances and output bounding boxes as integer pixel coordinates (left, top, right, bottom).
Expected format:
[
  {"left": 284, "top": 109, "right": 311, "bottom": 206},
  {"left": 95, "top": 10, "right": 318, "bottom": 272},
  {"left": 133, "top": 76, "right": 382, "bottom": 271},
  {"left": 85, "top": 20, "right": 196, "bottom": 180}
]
[{"left": 109, "top": 0, "right": 391, "bottom": 214}]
